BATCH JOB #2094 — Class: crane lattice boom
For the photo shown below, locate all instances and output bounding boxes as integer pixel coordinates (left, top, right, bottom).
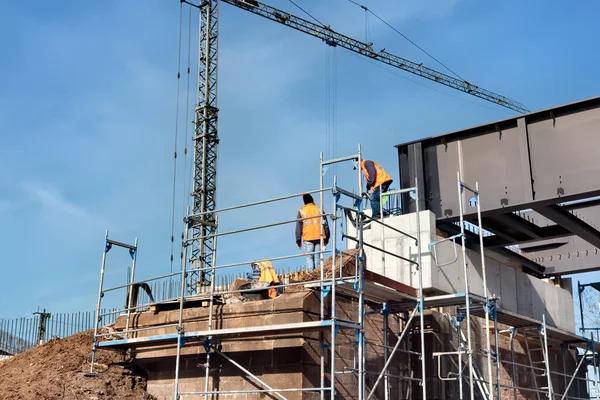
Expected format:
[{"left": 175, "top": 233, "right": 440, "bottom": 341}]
[{"left": 224, "top": 0, "right": 529, "bottom": 113}]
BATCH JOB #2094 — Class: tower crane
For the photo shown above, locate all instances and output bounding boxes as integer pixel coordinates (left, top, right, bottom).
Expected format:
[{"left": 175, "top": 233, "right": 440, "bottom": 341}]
[{"left": 183, "top": 0, "right": 529, "bottom": 293}]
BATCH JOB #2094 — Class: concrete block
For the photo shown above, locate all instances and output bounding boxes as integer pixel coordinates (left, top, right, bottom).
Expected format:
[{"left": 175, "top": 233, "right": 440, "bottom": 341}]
[
  {"left": 344, "top": 210, "right": 576, "bottom": 332},
  {"left": 516, "top": 271, "right": 533, "bottom": 317},
  {"left": 530, "top": 276, "right": 547, "bottom": 321},
  {"left": 496, "top": 261, "right": 513, "bottom": 310}
]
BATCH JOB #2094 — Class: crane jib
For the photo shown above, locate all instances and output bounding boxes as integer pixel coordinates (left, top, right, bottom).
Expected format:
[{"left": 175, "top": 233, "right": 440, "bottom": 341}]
[{"left": 223, "top": 0, "right": 529, "bottom": 114}]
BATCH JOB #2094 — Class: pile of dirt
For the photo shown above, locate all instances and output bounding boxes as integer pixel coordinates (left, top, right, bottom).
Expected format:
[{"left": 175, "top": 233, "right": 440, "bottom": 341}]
[
  {"left": 0, "top": 330, "right": 154, "bottom": 400},
  {"left": 299, "top": 248, "right": 362, "bottom": 282}
]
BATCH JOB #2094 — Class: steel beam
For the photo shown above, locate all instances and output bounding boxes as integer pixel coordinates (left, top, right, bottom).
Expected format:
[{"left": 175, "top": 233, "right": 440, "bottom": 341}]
[
  {"left": 397, "top": 96, "right": 600, "bottom": 220},
  {"left": 438, "top": 222, "right": 546, "bottom": 276},
  {"left": 533, "top": 205, "right": 600, "bottom": 249},
  {"left": 397, "top": 96, "right": 600, "bottom": 276},
  {"left": 483, "top": 224, "right": 571, "bottom": 249},
  {"left": 526, "top": 236, "right": 600, "bottom": 276}
]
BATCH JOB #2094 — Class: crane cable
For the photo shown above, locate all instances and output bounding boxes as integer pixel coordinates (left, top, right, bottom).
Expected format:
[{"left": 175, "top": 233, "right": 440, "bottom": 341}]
[
  {"left": 178, "top": 3, "right": 194, "bottom": 287},
  {"left": 170, "top": 2, "right": 185, "bottom": 280},
  {"left": 364, "top": 5, "right": 370, "bottom": 43},
  {"left": 325, "top": 45, "right": 338, "bottom": 210},
  {"left": 181, "top": 5, "right": 193, "bottom": 232},
  {"left": 287, "top": 0, "right": 324, "bottom": 26},
  {"left": 345, "top": 0, "right": 464, "bottom": 81}
]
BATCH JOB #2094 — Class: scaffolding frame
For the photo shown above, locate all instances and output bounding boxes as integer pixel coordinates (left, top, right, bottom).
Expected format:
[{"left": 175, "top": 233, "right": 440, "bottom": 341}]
[
  {"left": 88, "top": 161, "right": 600, "bottom": 399},
  {"left": 89, "top": 150, "right": 426, "bottom": 399},
  {"left": 420, "top": 173, "right": 600, "bottom": 400}
]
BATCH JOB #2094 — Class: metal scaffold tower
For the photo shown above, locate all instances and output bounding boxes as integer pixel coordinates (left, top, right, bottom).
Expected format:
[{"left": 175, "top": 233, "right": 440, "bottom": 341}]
[
  {"left": 88, "top": 161, "right": 600, "bottom": 400},
  {"left": 87, "top": 149, "right": 430, "bottom": 399}
]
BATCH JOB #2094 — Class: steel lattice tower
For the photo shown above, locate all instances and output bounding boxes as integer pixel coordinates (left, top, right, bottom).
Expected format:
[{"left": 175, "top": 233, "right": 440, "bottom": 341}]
[{"left": 188, "top": 0, "right": 219, "bottom": 293}]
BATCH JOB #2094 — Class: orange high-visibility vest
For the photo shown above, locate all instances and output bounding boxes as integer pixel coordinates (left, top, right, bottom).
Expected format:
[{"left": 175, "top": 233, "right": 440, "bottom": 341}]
[
  {"left": 361, "top": 160, "right": 392, "bottom": 192},
  {"left": 253, "top": 261, "right": 279, "bottom": 299},
  {"left": 299, "top": 203, "right": 325, "bottom": 241}
]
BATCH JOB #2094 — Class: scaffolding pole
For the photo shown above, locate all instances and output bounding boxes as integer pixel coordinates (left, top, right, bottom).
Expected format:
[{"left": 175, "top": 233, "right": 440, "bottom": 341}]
[
  {"left": 415, "top": 178, "right": 427, "bottom": 400},
  {"left": 474, "top": 181, "right": 494, "bottom": 400},
  {"left": 330, "top": 176, "right": 338, "bottom": 400}
]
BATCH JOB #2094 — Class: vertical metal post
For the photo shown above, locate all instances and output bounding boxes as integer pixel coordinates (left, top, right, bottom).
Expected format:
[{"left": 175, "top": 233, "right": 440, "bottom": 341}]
[
  {"left": 457, "top": 172, "right": 474, "bottom": 400},
  {"left": 357, "top": 144, "right": 363, "bottom": 199},
  {"left": 475, "top": 182, "right": 494, "bottom": 399},
  {"left": 510, "top": 328, "right": 518, "bottom": 400},
  {"left": 125, "top": 238, "right": 138, "bottom": 338},
  {"left": 205, "top": 217, "right": 218, "bottom": 400},
  {"left": 24, "top": 319, "right": 29, "bottom": 351},
  {"left": 380, "top": 191, "right": 386, "bottom": 276},
  {"left": 16, "top": 319, "right": 22, "bottom": 353},
  {"left": 561, "top": 346, "right": 568, "bottom": 400},
  {"left": 90, "top": 230, "right": 109, "bottom": 374},
  {"left": 0, "top": 320, "right": 5, "bottom": 352},
  {"left": 542, "top": 315, "right": 553, "bottom": 399},
  {"left": 579, "top": 282, "right": 585, "bottom": 334},
  {"left": 9, "top": 320, "right": 13, "bottom": 352},
  {"left": 358, "top": 209, "right": 366, "bottom": 400},
  {"left": 415, "top": 178, "right": 427, "bottom": 400},
  {"left": 383, "top": 303, "right": 389, "bottom": 400},
  {"left": 174, "top": 213, "right": 190, "bottom": 400},
  {"left": 34, "top": 310, "right": 50, "bottom": 345},
  {"left": 593, "top": 333, "right": 600, "bottom": 400},
  {"left": 494, "top": 301, "right": 501, "bottom": 400},
  {"left": 319, "top": 152, "right": 325, "bottom": 400},
  {"left": 331, "top": 180, "right": 338, "bottom": 400}
]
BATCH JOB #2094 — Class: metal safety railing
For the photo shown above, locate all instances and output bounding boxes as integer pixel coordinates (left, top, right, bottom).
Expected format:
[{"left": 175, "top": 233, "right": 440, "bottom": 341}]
[{"left": 0, "top": 309, "right": 118, "bottom": 357}]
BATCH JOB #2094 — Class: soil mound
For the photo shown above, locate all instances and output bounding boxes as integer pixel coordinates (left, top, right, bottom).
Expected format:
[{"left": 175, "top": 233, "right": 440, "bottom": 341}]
[{"left": 0, "top": 329, "right": 153, "bottom": 400}]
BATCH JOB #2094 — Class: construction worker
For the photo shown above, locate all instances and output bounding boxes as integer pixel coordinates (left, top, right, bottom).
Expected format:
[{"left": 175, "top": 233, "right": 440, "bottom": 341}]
[
  {"left": 296, "top": 193, "right": 330, "bottom": 270},
  {"left": 250, "top": 261, "right": 280, "bottom": 299},
  {"left": 361, "top": 159, "right": 393, "bottom": 219}
]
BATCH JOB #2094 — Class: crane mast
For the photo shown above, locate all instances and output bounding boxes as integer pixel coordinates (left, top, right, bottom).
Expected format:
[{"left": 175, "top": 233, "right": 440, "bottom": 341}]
[
  {"left": 185, "top": 0, "right": 528, "bottom": 291},
  {"left": 187, "top": 0, "right": 219, "bottom": 294}
]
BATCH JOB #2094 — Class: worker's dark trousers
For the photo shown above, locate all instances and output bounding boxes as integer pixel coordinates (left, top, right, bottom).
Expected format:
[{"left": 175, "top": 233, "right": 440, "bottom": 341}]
[{"left": 370, "top": 180, "right": 392, "bottom": 219}]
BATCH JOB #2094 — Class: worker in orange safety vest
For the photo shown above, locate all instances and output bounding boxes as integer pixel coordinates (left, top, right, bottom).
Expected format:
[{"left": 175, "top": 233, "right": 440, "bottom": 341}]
[
  {"left": 295, "top": 193, "right": 330, "bottom": 270},
  {"left": 250, "top": 261, "right": 280, "bottom": 299},
  {"left": 360, "top": 159, "right": 393, "bottom": 219}
]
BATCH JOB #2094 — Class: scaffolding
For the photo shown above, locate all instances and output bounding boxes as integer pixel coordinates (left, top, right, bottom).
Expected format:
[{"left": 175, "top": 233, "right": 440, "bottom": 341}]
[{"left": 88, "top": 153, "right": 600, "bottom": 399}]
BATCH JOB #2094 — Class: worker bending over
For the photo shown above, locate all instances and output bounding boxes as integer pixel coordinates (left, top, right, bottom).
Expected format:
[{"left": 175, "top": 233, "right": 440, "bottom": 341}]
[
  {"left": 250, "top": 261, "right": 280, "bottom": 299},
  {"left": 295, "top": 193, "right": 330, "bottom": 270},
  {"left": 361, "top": 159, "right": 393, "bottom": 219}
]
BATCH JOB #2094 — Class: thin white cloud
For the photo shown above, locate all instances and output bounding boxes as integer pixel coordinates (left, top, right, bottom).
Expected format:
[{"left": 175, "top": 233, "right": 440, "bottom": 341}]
[{"left": 21, "top": 182, "right": 103, "bottom": 226}]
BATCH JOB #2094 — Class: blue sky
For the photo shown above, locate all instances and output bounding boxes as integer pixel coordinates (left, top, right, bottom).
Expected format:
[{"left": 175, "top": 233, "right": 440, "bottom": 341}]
[{"left": 1, "top": 0, "right": 600, "bottom": 319}]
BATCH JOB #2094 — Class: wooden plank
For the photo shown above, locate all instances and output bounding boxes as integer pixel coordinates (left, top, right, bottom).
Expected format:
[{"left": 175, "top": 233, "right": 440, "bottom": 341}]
[{"left": 364, "top": 269, "right": 417, "bottom": 297}]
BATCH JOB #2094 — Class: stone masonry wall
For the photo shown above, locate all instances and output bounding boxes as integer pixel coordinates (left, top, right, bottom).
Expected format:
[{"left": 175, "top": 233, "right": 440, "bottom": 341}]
[{"left": 120, "top": 290, "right": 586, "bottom": 399}]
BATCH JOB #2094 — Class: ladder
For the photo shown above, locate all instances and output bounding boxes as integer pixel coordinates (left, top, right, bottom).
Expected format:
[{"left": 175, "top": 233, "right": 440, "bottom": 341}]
[{"left": 523, "top": 315, "right": 553, "bottom": 399}]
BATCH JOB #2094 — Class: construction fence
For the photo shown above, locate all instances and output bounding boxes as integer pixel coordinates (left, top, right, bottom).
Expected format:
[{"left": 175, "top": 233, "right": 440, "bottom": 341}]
[
  {"left": 0, "top": 309, "right": 119, "bottom": 357},
  {"left": 0, "top": 265, "right": 308, "bottom": 358}
]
